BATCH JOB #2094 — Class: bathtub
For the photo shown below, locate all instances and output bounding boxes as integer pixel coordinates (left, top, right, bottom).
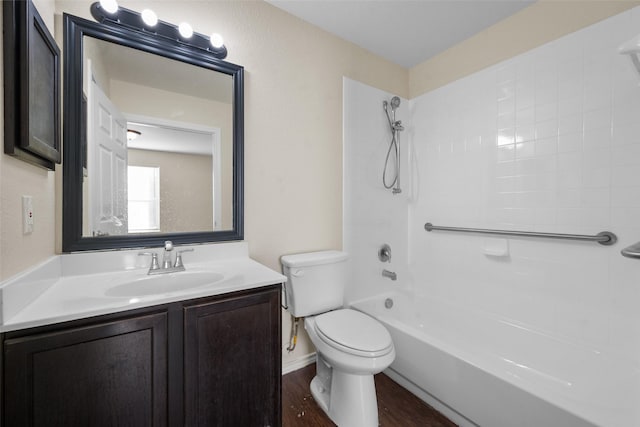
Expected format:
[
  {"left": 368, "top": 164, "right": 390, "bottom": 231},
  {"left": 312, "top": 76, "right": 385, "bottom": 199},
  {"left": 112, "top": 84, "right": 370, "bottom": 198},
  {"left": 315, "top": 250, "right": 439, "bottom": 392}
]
[{"left": 351, "top": 292, "right": 640, "bottom": 427}]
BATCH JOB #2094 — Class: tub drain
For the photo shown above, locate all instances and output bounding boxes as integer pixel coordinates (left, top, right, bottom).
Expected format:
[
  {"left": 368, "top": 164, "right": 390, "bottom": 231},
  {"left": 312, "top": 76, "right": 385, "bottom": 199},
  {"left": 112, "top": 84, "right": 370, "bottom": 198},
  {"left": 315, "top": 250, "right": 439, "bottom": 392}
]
[{"left": 384, "top": 298, "right": 393, "bottom": 309}]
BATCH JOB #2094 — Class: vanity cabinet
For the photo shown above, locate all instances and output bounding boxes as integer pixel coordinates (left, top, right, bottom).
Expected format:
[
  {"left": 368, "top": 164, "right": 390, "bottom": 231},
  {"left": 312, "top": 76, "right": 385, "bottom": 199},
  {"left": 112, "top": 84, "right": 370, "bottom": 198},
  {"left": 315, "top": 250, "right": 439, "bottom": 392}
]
[{"left": 1, "top": 284, "right": 281, "bottom": 427}]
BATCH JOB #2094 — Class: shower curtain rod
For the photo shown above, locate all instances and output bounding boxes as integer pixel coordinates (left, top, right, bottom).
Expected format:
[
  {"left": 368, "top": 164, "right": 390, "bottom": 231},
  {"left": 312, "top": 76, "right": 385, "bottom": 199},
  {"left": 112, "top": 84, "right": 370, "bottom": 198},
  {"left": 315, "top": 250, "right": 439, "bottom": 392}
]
[{"left": 424, "top": 223, "right": 617, "bottom": 246}]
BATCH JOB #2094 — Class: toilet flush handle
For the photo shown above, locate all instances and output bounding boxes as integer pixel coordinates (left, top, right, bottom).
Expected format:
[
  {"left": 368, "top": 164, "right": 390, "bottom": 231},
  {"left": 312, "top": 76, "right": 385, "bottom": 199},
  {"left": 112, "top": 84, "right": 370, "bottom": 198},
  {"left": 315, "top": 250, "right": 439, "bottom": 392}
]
[{"left": 291, "top": 268, "right": 305, "bottom": 277}]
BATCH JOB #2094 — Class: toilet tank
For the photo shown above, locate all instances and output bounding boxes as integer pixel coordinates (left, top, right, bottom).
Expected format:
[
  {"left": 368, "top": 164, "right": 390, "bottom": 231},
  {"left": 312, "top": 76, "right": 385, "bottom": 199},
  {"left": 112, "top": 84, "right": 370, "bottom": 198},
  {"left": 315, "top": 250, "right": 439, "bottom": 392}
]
[{"left": 280, "top": 250, "right": 349, "bottom": 318}]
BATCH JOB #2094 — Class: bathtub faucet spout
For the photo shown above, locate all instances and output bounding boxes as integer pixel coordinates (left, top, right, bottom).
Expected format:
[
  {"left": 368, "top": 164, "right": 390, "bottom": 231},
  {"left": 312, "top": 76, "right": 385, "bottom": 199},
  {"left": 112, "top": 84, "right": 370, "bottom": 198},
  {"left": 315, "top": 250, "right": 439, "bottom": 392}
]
[{"left": 382, "top": 269, "right": 397, "bottom": 281}]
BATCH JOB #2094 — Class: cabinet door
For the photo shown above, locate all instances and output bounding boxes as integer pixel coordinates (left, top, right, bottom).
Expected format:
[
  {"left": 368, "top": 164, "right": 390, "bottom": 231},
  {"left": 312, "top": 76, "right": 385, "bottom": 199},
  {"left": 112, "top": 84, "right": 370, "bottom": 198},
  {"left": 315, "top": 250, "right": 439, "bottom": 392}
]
[
  {"left": 184, "top": 287, "right": 281, "bottom": 427},
  {"left": 4, "top": 312, "right": 168, "bottom": 427}
]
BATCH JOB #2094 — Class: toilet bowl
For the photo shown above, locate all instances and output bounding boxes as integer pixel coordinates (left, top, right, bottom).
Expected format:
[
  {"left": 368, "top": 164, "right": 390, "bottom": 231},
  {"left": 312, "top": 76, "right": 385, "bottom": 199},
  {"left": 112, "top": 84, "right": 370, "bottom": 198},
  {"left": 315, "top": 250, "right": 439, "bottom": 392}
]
[
  {"left": 280, "top": 251, "right": 395, "bottom": 427},
  {"left": 307, "top": 308, "right": 394, "bottom": 373},
  {"left": 305, "top": 309, "right": 395, "bottom": 427}
]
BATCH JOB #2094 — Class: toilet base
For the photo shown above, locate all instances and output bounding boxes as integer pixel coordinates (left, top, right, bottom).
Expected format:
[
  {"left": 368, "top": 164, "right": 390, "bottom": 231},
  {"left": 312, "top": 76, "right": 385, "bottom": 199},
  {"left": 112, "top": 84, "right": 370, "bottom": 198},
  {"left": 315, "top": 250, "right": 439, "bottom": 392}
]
[{"left": 310, "top": 356, "right": 379, "bottom": 427}]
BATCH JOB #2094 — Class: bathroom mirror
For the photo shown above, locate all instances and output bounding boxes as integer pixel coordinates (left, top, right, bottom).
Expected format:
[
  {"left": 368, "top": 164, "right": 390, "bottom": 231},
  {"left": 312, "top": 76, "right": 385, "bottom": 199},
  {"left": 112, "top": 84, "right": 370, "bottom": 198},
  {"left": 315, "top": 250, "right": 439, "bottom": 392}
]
[{"left": 62, "top": 13, "right": 243, "bottom": 252}]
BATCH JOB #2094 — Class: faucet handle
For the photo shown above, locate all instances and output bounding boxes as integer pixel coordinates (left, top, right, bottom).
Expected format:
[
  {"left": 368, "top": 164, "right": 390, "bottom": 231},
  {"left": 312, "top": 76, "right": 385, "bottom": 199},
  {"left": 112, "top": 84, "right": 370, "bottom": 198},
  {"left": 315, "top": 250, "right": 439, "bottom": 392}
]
[
  {"left": 378, "top": 244, "right": 392, "bottom": 263},
  {"left": 174, "top": 248, "right": 194, "bottom": 268},
  {"left": 139, "top": 252, "right": 160, "bottom": 270}
]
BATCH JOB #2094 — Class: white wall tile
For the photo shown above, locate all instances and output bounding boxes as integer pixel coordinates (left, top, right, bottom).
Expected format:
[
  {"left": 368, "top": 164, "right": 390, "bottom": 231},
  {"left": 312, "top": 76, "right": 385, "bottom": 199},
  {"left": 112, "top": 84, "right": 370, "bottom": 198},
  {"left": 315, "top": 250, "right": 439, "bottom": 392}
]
[
  {"left": 583, "top": 107, "right": 612, "bottom": 131},
  {"left": 611, "top": 186, "right": 640, "bottom": 207},
  {"left": 612, "top": 122, "right": 640, "bottom": 145},
  {"left": 582, "top": 126, "right": 611, "bottom": 149},
  {"left": 515, "top": 141, "right": 535, "bottom": 159},
  {"left": 558, "top": 132, "right": 583, "bottom": 153},
  {"left": 559, "top": 116, "right": 583, "bottom": 142},
  {"left": 535, "top": 119, "right": 558, "bottom": 139},
  {"left": 535, "top": 137, "right": 558, "bottom": 156}
]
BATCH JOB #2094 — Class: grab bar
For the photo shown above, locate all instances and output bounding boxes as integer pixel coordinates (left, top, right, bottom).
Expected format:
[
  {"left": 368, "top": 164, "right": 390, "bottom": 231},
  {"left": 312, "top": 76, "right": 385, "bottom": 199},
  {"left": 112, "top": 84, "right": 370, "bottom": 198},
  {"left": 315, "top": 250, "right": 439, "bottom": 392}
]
[
  {"left": 424, "top": 223, "right": 617, "bottom": 246},
  {"left": 621, "top": 241, "right": 640, "bottom": 259}
]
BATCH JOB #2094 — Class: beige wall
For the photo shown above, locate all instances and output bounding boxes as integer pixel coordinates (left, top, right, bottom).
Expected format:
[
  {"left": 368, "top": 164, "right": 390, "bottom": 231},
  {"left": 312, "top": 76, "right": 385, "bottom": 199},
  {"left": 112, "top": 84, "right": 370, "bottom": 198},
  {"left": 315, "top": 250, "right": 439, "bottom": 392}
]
[
  {"left": 128, "top": 149, "right": 214, "bottom": 233},
  {"left": 0, "top": 0, "right": 57, "bottom": 280},
  {"left": 409, "top": 0, "right": 640, "bottom": 98},
  {"left": 2, "top": 0, "right": 635, "bottom": 365}
]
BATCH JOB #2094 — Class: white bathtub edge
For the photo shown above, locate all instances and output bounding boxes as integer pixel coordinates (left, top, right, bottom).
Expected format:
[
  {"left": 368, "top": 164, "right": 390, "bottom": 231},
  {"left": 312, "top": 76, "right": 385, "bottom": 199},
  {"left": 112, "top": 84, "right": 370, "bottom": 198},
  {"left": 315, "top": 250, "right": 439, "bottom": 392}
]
[{"left": 384, "top": 367, "right": 478, "bottom": 427}]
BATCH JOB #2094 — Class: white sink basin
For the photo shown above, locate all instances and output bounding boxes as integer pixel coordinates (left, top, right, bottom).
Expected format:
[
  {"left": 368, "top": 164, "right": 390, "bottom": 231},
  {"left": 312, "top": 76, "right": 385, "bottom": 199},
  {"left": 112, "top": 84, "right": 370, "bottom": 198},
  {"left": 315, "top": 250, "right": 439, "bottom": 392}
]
[{"left": 105, "top": 270, "right": 225, "bottom": 297}]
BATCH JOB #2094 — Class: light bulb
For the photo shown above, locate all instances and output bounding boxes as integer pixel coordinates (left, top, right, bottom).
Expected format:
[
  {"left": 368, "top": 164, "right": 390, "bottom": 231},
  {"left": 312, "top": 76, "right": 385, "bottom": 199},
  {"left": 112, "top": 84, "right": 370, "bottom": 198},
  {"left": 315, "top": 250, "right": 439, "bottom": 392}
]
[
  {"left": 178, "top": 22, "right": 193, "bottom": 39},
  {"left": 141, "top": 9, "right": 158, "bottom": 27},
  {"left": 210, "top": 33, "right": 224, "bottom": 49},
  {"left": 99, "top": 0, "right": 118, "bottom": 14}
]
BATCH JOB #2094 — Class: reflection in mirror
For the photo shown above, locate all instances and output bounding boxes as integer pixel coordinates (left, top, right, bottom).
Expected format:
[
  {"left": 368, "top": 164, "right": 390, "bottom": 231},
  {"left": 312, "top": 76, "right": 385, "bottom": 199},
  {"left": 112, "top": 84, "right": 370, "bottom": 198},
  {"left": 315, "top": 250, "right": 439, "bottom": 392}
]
[
  {"left": 125, "top": 119, "right": 225, "bottom": 233},
  {"left": 63, "top": 13, "right": 243, "bottom": 252},
  {"left": 82, "top": 36, "right": 233, "bottom": 237}
]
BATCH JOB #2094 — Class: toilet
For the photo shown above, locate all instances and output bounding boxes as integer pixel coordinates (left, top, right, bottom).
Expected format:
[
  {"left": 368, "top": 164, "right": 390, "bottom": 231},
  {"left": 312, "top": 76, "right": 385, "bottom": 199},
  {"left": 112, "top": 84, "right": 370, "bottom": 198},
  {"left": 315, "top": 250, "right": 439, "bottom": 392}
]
[{"left": 281, "top": 250, "right": 395, "bottom": 427}]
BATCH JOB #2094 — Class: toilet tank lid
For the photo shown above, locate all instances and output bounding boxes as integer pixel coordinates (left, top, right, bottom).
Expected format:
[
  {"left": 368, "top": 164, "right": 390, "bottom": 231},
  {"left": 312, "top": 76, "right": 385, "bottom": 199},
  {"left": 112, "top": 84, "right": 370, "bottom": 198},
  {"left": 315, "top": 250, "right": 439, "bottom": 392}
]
[{"left": 281, "top": 250, "right": 348, "bottom": 268}]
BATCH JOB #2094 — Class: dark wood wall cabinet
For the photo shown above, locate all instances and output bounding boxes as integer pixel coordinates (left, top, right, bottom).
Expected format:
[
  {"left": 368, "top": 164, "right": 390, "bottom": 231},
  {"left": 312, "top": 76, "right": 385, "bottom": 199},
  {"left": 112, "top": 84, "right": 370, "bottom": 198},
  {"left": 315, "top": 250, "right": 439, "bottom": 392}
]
[
  {"left": 1, "top": 284, "right": 282, "bottom": 427},
  {"left": 3, "top": 0, "right": 61, "bottom": 170}
]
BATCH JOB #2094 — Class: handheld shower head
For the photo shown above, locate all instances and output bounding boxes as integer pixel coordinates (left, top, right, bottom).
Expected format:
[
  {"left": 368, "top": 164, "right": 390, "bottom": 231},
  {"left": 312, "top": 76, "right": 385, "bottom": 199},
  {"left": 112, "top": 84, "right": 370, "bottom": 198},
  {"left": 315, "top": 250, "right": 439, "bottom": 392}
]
[
  {"left": 382, "top": 95, "right": 402, "bottom": 195},
  {"left": 390, "top": 96, "right": 401, "bottom": 111},
  {"left": 384, "top": 97, "right": 401, "bottom": 128}
]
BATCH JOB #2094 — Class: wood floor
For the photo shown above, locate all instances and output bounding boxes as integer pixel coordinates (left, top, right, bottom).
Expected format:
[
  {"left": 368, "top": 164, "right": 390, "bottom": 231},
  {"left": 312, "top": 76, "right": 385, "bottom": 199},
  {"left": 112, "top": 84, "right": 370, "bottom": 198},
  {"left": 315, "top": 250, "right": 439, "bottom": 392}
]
[{"left": 282, "top": 364, "right": 457, "bottom": 427}]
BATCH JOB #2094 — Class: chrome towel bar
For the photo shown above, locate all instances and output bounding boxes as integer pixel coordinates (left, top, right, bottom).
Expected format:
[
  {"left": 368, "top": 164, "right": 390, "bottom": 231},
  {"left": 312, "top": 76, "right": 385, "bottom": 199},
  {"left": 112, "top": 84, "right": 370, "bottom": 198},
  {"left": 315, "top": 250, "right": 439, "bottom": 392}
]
[{"left": 424, "top": 223, "right": 617, "bottom": 246}]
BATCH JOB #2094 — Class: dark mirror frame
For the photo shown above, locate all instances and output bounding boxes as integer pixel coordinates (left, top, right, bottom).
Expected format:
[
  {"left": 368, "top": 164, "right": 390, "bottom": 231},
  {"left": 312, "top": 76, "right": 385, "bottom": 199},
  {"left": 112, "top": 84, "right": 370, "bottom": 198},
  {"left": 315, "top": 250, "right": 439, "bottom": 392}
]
[{"left": 62, "top": 13, "right": 244, "bottom": 252}]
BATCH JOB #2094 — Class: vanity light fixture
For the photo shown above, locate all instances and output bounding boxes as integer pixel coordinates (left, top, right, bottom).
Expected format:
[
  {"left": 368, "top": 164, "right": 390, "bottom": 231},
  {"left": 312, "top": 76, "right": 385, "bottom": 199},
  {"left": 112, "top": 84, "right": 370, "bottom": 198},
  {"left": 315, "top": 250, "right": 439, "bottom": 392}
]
[{"left": 90, "top": 2, "right": 228, "bottom": 59}]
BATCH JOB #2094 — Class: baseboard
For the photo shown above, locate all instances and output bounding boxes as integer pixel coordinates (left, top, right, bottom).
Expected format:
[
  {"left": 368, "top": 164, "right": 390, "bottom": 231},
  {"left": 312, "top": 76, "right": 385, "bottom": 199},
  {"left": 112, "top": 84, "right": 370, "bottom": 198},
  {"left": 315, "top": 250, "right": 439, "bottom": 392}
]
[{"left": 282, "top": 352, "right": 316, "bottom": 375}]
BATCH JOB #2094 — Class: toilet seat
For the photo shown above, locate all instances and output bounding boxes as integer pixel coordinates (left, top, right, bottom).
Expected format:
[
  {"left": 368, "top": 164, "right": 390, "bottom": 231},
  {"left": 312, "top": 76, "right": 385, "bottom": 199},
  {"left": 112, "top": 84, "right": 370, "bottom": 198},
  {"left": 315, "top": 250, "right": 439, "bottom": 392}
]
[{"left": 314, "top": 309, "right": 393, "bottom": 358}]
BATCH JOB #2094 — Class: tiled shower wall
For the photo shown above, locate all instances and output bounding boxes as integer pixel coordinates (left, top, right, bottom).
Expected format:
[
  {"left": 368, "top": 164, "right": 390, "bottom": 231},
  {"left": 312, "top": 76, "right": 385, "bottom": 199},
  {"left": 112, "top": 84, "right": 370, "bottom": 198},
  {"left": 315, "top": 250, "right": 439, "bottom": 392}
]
[
  {"left": 344, "top": 6, "right": 640, "bottom": 361},
  {"left": 411, "top": 8, "right": 640, "bottom": 360}
]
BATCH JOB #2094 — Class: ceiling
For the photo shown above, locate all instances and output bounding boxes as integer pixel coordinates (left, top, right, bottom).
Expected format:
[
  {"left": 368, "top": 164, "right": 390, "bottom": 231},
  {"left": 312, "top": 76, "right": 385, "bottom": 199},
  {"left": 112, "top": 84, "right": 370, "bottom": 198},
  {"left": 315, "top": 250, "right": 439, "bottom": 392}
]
[
  {"left": 127, "top": 121, "right": 214, "bottom": 156},
  {"left": 267, "top": 0, "right": 535, "bottom": 68}
]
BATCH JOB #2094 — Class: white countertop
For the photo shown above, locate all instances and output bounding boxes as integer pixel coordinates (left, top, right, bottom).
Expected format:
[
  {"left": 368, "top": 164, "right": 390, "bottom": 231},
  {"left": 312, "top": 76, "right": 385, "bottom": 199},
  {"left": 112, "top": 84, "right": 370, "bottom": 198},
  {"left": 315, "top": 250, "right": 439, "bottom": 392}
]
[{"left": 0, "top": 242, "right": 286, "bottom": 333}]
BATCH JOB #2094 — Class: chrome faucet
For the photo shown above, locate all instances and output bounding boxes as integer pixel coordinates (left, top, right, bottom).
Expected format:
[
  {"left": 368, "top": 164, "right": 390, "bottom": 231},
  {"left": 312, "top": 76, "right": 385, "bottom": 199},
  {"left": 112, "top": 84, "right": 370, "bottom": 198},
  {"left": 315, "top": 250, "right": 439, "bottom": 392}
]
[
  {"left": 162, "top": 240, "right": 174, "bottom": 269},
  {"left": 138, "top": 241, "right": 194, "bottom": 275},
  {"left": 382, "top": 269, "right": 397, "bottom": 281}
]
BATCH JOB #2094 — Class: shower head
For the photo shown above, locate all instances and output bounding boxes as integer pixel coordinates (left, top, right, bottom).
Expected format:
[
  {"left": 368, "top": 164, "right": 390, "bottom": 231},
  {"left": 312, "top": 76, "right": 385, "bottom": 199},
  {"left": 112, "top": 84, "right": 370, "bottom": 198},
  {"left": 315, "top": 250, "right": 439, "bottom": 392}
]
[
  {"left": 390, "top": 96, "right": 401, "bottom": 110},
  {"left": 383, "top": 97, "right": 401, "bottom": 113}
]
